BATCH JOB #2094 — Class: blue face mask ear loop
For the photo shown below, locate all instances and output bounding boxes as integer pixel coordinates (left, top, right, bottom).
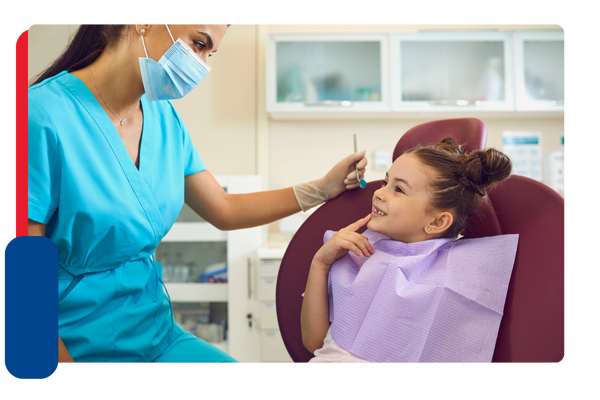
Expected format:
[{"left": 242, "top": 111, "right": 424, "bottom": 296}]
[
  {"left": 141, "top": 32, "right": 149, "bottom": 58},
  {"left": 164, "top": 24, "right": 175, "bottom": 44},
  {"left": 140, "top": 25, "right": 175, "bottom": 58}
]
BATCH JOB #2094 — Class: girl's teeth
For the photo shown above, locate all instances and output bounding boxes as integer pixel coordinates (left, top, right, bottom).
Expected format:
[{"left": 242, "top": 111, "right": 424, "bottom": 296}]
[{"left": 373, "top": 207, "right": 386, "bottom": 216}]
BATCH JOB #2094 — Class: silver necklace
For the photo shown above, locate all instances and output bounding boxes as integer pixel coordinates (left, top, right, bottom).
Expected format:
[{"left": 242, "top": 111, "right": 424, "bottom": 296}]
[{"left": 88, "top": 66, "right": 137, "bottom": 126}]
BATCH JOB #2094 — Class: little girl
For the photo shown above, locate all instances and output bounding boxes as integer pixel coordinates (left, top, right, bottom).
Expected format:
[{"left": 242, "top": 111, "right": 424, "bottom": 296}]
[{"left": 301, "top": 137, "right": 519, "bottom": 362}]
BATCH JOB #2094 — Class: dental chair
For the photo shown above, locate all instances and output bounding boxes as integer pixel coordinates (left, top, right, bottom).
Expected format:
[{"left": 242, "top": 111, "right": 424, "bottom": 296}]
[{"left": 275, "top": 118, "right": 564, "bottom": 362}]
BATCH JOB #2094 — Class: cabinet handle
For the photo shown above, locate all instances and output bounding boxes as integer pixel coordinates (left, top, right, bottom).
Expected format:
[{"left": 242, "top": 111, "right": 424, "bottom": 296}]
[
  {"left": 247, "top": 258, "right": 252, "bottom": 299},
  {"left": 304, "top": 100, "right": 352, "bottom": 107},
  {"left": 428, "top": 100, "right": 472, "bottom": 106}
]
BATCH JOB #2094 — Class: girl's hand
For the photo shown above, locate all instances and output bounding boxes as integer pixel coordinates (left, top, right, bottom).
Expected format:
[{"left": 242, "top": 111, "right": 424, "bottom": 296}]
[{"left": 312, "top": 214, "right": 374, "bottom": 270}]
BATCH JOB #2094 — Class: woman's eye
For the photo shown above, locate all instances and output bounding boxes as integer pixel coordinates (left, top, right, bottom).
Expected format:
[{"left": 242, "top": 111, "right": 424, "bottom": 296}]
[{"left": 194, "top": 41, "right": 206, "bottom": 51}]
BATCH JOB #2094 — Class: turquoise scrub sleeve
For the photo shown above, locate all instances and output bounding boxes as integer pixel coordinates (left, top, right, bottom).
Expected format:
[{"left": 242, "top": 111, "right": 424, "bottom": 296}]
[{"left": 28, "top": 95, "right": 61, "bottom": 224}]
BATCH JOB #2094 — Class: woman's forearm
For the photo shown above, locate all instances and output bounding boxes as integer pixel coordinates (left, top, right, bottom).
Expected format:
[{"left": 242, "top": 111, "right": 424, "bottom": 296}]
[
  {"left": 300, "top": 260, "right": 331, "bottom": 354},
  {"left": 220, "top": 188, "right": 301, "bottom": 230},
  {"left": 185, "top": 171, "right": 302, "bottom": 231}
]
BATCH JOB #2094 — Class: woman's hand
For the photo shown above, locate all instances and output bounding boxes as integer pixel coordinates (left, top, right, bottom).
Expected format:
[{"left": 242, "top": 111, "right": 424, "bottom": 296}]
[
  {"left": 322, "top": 150, "right": 368, "bottom": 199},
  {"left": 312, "top": 214, "right": 374, "bottom": 270},
  {"left": 292, "top": 150, "right": 368, "bottom": 212}
]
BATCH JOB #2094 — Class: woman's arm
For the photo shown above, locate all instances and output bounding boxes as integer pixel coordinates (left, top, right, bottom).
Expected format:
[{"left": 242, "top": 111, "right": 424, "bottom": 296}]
[
  {"left": 28, "top": 219, "right": 75, "bottom": 363},
  {"left": 184, "top": 170, "right": 301, "bottom": 231},
  {"left": 58, "top": 336, "right": 74, "bottom": 362},
  {"left": 184, "top": 151, "right": 368, "bottom": 230}
]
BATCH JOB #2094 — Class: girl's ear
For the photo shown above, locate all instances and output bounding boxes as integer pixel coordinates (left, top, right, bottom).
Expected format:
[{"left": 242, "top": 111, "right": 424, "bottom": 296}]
[{"left": 426, "top": 212, "right": 453, "bottom": 235}]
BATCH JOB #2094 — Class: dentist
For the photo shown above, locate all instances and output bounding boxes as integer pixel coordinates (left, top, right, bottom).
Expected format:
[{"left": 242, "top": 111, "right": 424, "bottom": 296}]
[{"left": 28, "top": 25, "right": 367, "bottom": 362}]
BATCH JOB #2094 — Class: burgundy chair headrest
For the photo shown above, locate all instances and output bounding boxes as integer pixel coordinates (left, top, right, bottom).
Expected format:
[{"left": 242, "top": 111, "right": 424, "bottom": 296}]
[{"left": 393, "top": 118, "right": 487, "bottom": 161}]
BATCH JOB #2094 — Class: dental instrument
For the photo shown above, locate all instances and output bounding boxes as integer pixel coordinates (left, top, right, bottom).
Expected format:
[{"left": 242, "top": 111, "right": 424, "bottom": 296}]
[{"left": 353, "top": 134, "right": 367, "bottom": 189}]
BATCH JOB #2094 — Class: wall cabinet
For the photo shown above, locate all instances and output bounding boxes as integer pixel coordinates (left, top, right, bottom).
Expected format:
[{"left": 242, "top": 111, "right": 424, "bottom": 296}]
[
  {"left": 391, "top": 32, "right": 514, "bottom": 112},
  {"left": 513, "top": 30, "right": 564, "bottom": 111},
  {"left": 266, "top": 30, "right": 563, "bottom": 119},
  {"left": 267, "top": 33, "right": 390, "bottom": 114}
]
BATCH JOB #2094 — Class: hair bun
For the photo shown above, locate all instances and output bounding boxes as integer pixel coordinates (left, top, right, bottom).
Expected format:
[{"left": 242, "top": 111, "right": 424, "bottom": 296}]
[
  {"left": 437, "top": 137, "right": 465, "bottom": 156},
  {"left": 457, "top": 149, "right": 512, "bottom": 196}
]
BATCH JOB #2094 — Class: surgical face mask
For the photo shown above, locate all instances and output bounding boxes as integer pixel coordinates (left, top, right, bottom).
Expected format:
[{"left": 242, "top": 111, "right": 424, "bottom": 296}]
[{"left": 139, "top": 25, "right": 211, "bottom": 101}]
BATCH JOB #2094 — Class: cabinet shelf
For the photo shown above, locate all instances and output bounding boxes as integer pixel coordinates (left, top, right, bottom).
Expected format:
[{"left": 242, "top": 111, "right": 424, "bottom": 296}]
[
  {"left": 162, "top": 222, "right": 227, "bottom": 242},
  {"left": 166, "top": 283, "right": 228, "bottom": 302},
  {"left": 268, "top": 109, "right": 563, "bottom": 120}
]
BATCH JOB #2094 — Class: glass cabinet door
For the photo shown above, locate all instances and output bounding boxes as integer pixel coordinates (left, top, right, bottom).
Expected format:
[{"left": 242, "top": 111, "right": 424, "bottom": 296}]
[
  {"left": 514, "top": 31, "right": 564, "bottom": 110},
  {"left": 267, "top": 33, "right": 389, "bottom": 113},
  {"left": 392, "top": 32, "right": 514, "bottom": 111},
  {"left": 155, "top": 241, "right": 227, "bottom": 283}
]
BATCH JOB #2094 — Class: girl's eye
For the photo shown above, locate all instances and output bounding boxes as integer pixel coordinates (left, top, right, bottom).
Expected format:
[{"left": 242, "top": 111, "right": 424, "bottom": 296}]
[{"left": 381, "top": 179, "right": 403, "bottom": 193}]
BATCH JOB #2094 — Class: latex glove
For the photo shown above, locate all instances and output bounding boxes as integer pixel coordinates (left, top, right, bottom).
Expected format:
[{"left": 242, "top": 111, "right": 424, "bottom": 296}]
[{"left": 293, "top": 150, "right": 367, "bottom": 212}]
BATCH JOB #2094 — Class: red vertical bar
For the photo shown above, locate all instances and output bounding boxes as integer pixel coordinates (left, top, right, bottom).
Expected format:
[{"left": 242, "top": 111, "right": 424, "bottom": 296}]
[{"left": 16, "top": 30, "right": 28, "bottom": 237}]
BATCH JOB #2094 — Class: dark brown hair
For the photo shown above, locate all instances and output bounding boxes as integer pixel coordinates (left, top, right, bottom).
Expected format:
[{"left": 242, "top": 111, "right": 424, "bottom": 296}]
[
  {"left": 30, "top": 21, "right": 231, "bottom": 86},
  {"left": 405, "top": 137, "right": 512, "bottom": 238},
  {"left": 30, "top": 25, "right": 127, "bottom": 87}
]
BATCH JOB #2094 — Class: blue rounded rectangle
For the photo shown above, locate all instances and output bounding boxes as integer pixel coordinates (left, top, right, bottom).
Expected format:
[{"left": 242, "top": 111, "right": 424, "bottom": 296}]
[{"left": 5, "top": 236, "right": 58, "bottom": 379}]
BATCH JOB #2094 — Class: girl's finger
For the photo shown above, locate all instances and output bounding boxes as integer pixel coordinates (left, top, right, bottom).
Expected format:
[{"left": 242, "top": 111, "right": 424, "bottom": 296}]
[
  {"left": 344, "top": 214, "right": 372, "bottom": 232},
  {"left": 339, "top": 231, "right": 374, "bottom": 256}
]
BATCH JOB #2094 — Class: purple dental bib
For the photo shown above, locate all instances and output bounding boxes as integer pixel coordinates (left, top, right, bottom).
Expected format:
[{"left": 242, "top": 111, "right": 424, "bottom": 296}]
[{"left": 325, "top": 229, "right": 518, "bottom": 362}]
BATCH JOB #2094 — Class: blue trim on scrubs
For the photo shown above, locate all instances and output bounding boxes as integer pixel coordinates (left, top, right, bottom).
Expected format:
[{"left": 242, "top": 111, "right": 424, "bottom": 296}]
[{"left": 29, "top": 71, "right": 235, "bottom": 362}]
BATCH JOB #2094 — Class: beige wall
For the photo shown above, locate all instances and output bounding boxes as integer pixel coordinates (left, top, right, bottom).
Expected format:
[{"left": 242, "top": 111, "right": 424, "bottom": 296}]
[
  {"left": 27, "top": 24, "right": 258, "bottom": 176},
  {"left": 28, "top": 24, "right": 564, "bottom": 229}
]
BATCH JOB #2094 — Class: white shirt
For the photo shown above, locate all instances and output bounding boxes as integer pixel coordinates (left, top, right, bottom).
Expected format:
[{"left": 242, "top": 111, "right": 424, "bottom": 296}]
[{"left": 308, "top": 328, "right": 370, "bottom": 363}]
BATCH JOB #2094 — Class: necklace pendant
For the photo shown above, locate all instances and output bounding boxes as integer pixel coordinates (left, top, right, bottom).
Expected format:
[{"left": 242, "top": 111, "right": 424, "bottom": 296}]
[{"left": 120, "top": 121, "right": 124, "bottom": 126}]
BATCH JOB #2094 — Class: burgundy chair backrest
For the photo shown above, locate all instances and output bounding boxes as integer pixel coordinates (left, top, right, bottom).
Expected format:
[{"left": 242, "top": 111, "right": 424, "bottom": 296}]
[
  {"left": 485, "top": 175, "right": 564, "bottom": 362},
  {"left": 276, "top": 119, "right": 567, "bottom": 363}
]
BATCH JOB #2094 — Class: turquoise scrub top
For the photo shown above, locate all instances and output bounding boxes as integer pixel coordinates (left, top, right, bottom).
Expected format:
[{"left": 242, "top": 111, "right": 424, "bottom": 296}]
[{"left": 28, "top": 71, "right": 218, "bottom": 362}]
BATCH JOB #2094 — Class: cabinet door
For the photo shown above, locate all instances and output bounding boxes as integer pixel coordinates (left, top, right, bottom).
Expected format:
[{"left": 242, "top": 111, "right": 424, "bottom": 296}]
[
  {"left": 218, "top": 175, "right": 265, "bottom": 362},
  {"left": 514, "top": 31, "right": 564, "bottom": 110},
  {"left": 392, "top": 32, "right": 514, "bottom": 111},
  {"left": 267, "top": 33, "right": 389, "bottom": 113}
]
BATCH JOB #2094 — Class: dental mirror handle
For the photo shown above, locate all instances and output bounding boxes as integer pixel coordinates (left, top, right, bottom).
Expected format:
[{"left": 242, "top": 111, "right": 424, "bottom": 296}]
[{"left": 353, "top": 134, "right": 367, "bottom": 189}]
